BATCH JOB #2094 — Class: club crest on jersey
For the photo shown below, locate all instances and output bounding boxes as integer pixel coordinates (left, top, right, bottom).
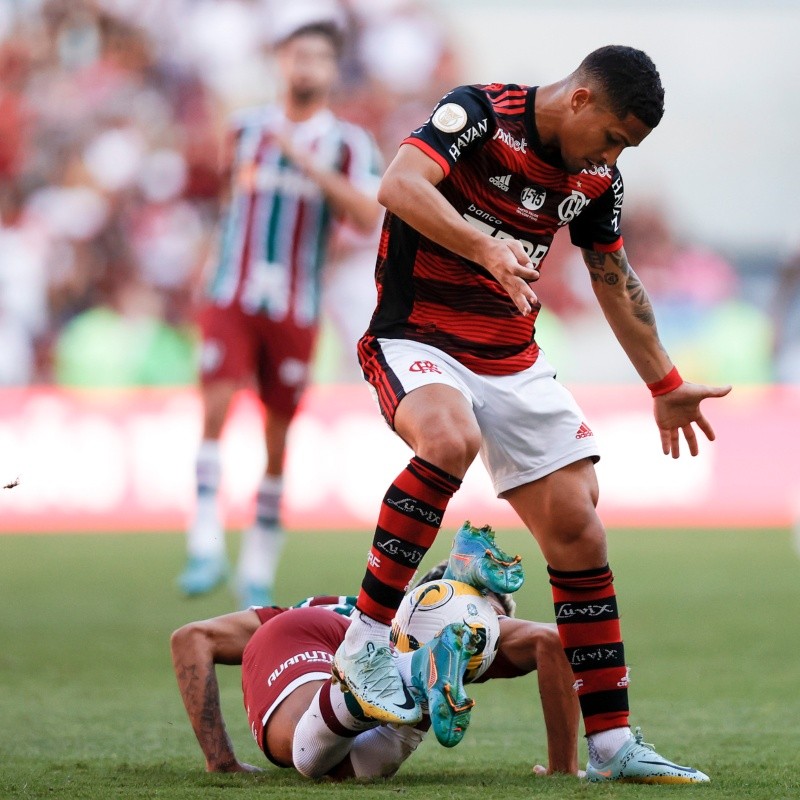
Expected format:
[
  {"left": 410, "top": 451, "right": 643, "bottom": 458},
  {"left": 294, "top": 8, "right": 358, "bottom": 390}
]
[
  {"left": 557, "top": 190, "right": 590, "bottom": 225},
  {"left": 432, "top": 103, "right": 468, "bottom": 133},
  {"left": 409, "top": 360, "right": 442, "bottom": 374},
  {"left": 520, "top": 186, "right": 546, "bottom": 211}
]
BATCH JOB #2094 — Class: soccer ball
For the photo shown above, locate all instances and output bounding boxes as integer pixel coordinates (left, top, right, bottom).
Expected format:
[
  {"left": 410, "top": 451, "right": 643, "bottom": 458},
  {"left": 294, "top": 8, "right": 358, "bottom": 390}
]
[{"left": 391, "top": 579, "right": 500, "bottom": 682}]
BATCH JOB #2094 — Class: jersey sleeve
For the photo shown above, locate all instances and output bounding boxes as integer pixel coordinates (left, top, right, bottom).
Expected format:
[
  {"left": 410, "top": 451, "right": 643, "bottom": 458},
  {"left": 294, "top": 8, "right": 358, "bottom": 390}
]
[
  {"left": 338, "top": 123, "right": 383, "bottom": 197},
  {"left": 254, "top": 606, "right": 287, "bottom": 624},
  {"left": 403, "top": 85, "right": 496, "bottom": 177},
  {"left": 568, "top": 169, "right": 625, "bottom": 252},
  {"left": 291, "top": 595, "right": 358, "bottom": 616}
]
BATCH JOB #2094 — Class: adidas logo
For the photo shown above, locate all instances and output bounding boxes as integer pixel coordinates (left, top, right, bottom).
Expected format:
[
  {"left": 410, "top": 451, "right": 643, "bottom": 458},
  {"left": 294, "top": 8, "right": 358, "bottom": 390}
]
[
  {"left": 489, "top": 174, "right": 511, "bottom": 192},
  {"left": 575, "top": 422, "right": 593, "bottom": 439}
]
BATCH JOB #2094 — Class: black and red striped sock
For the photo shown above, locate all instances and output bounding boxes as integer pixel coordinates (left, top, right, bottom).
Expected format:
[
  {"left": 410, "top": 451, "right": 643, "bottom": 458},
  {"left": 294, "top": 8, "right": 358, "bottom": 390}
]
[
  {"left": 548, "top": 564, "right": 630, "bottom": 736},
  {"left": 356, "top": 456, "right": 461, "bottom": 625}
]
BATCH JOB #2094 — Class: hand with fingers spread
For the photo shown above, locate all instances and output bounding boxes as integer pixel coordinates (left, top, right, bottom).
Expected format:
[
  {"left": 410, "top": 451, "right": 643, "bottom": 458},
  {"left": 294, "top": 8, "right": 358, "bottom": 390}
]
[
  {"left": 533, "top": 764, "right": 586, "bottom": 778},
  {"left": 653, "top": 381, "right": 732, "bottom": 458},
  {"left": 478, "top": 237, "right": 541, "bottom": 316},
  {"left": 209, "top": 759, "right": 264, "bottom": 774}
]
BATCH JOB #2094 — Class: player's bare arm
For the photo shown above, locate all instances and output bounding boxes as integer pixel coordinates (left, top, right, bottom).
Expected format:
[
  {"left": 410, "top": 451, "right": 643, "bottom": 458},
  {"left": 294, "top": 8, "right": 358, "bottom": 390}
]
[
  {"left": 379, "top": 144, "right": 541, "bottom": 316},
  {"left": 583, "top": 246, "right": 731, "bottom": 457},
  {"left": 276, "top": 132, "right": 381, "bottom": 234},
  {"left": 582, "top": 246, "right": 669, "bottom": 377},
  {"left": 170, "top": 611, "right": 263, "bottom": 773},
  {"left": 497, "top": 618, "right": 581, "bottom": 776}
]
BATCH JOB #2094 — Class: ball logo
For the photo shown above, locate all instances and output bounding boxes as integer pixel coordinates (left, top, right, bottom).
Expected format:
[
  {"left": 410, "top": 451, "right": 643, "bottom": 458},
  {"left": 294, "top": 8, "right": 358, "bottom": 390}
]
[
  {"left": 410, "top": 581, "right": 454, "bottom": 611},
  {"left": 520, "top": 186, "right": 546, "bottom": 211},
  {"left": 432, "top": 103, "right": 468, "bottom": 133}
]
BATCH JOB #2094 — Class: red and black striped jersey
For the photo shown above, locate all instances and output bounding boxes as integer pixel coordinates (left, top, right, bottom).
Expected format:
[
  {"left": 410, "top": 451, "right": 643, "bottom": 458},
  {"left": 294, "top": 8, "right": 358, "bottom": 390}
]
[{"left": 367, "top": 83, "right": 625, "bottom": 375}]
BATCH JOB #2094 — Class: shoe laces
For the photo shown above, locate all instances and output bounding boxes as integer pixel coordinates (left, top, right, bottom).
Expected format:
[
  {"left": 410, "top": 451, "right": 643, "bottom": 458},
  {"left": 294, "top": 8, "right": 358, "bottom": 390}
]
[
  {"left": 632, "top": 726, "right": 655, "bottom": 751},
  {"left": 353, "top": 643, "right": 405, "bottom": 699}
]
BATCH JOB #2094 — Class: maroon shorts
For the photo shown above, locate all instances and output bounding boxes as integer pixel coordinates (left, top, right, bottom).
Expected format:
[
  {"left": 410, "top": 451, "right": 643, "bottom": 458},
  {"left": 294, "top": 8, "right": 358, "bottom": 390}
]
[
  {"left": 198, "top": 304, "right": 317, "bottom": 416},
  {"left": 241, "top": 607, "right": 350, "bottom": 761}
]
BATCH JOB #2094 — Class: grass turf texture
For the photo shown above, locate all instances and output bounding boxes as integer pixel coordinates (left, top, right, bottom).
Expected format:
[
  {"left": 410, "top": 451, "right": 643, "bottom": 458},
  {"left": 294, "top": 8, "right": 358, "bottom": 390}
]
[{"left": 1, "top": 528, "right": 798, "bottom": 800}]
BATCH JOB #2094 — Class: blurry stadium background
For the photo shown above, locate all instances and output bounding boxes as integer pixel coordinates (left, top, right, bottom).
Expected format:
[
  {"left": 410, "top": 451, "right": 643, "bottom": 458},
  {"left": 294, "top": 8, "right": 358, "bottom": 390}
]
[
  {"left": 1, "top": 2, "right": 799, "bottom": 797},
  {"left": 0, "top": 0, "right": 798, "bottom": 533}
]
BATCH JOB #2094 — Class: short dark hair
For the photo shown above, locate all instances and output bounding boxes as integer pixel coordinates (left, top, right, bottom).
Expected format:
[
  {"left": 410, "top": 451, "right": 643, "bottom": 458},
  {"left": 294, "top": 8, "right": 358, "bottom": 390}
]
[
  {"left": 577, "top": 45, "right": 665, "bottom": 129},
  {"left": 276, "top": 21, "right": 344, "bottom": 58},
  {"left": 414, "top": 561, "right": 517, "bottom": 618}
]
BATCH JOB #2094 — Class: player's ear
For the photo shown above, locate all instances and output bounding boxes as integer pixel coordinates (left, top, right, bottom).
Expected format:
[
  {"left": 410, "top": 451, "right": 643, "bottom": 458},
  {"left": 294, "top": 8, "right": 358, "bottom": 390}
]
[{"left": 570, "top": 87, "right": 592, "bottom": 114}]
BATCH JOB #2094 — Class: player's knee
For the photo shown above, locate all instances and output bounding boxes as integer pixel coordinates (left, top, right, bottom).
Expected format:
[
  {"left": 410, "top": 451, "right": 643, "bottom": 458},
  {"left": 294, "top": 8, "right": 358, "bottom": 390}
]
[
  {"left": 291, "top": 737, "right": 338, "bottom": 780},
  {"left": 415, "top": 418, "right": 481, "bottom": 475}
]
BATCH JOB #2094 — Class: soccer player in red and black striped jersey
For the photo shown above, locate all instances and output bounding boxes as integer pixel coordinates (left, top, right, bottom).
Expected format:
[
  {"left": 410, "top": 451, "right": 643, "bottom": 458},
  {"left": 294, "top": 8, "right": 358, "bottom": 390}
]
[{"left": 333, "top": 45, "right": 728, "bottom": 782}]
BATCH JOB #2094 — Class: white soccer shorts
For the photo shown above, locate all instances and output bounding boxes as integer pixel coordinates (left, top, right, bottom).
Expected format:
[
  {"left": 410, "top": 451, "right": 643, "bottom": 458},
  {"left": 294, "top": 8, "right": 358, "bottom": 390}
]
[{"left": 372, "top": 338, "right": 600, "bottom": 496}]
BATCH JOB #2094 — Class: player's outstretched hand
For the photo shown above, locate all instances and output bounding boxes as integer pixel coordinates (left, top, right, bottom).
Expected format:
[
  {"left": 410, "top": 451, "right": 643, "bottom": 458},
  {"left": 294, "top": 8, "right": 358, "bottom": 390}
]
[
  {"left": 532, "top": 764, "right": 586, "bottom": 778},
  {"left": 480, "top": 238, "right": 540, "bottom": 316},
  {"left": 208, "top": 759, "right": 264, "bottom": 774},
  {"left": 653, "top": 381, "right": 732, "bottom": 458}
]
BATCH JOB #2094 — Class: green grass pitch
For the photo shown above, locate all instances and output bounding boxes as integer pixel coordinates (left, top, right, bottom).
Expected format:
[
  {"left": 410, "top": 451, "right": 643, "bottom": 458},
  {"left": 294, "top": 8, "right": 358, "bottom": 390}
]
[{"left": 1, "top": 527, "right": 799, "bottom": 799}]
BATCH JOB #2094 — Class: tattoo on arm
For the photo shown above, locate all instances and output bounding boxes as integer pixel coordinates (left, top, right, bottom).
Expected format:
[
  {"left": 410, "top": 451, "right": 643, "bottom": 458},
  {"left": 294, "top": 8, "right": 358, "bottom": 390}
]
[
  {"left": 583, "top": 249, "right": 606, "bottom": 270},
  {"left": 199, "top": 669, "right": 234, "bottom": 766},
  {"left": 583, "top": 248, "right": 656, "bottom": 327},
  {"left": 624, "top": 271, "right": 656, "bottom": 326},
  {"left": 178, "top": 660, "right": 235, "bottom": 769}
]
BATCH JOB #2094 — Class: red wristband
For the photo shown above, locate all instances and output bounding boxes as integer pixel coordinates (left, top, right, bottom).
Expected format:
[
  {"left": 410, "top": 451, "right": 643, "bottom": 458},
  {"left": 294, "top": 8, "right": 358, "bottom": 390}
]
[{"left": 647, "top": 366, "right": 682, "bottom": 397}]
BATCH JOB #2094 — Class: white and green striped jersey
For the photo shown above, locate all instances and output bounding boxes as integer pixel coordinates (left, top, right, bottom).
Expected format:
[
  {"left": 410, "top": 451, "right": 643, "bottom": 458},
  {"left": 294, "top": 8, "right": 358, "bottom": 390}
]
[{"left": 206, "top": 105, "right": 381, "bottom": 324}]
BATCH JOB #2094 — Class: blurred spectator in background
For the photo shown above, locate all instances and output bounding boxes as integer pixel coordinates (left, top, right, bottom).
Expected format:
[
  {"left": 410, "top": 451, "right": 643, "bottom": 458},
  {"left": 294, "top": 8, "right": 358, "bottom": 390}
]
[
  {"left": 179, "top": 19, "right": 381, "bottom": 608},
  {"left": 772, "top": 237, "right": 800, "bottom": 384},
  {"left": 0, "top": 0, "right": 461, "bottom": 389},
  {"left": 532, "top": 204, "right": 772, "bottom": 386},
  {"left": 316, "top": 0, "right": 462, "bottom": 381},
  {"left": 0, "top": 0, "right": 221, "bottom": 387},
  {"left": 621, "top": 204, "right": 772, "bottom": 386}
]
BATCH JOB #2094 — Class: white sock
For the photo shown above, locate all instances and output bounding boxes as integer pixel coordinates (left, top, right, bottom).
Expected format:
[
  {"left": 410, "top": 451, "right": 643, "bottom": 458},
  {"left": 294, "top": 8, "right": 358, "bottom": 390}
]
[
  {"left": 588, "top": 726, "right": 632, "bottom": 765},
  {"left": 342, "top": 611, "right": 392, "bottom": 657},
  {"left": 292, "top": 681, "right": 378, "bottom": 779},
  {"left": 187, "top": 440, "right": 224, "bottom": 558},
  {"left": 254, "top": 474, "right": 283, "bottom": 527},
  {"left": 348, "top": 724, "right": 427, "bottom": 778},
  {"left": 395, "top": 649, "right": 413, "bottom": 685},
  {"left": 237, "top": 523, "right": 286, "bottom": 586}
]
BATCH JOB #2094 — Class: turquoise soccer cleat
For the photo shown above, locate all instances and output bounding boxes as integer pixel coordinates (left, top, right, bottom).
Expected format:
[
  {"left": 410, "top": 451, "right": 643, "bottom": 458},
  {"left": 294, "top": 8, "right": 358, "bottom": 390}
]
[
  {"left": 177, "top": 555, "right": 229, "bottom": 597},
  {"left": 410, "top": 622, "right": 479, "bottom": 748},
  {"left": 238, "top": 582, "right": 273, "bottom": 610},
  {"left": 443, "top": 521, "right": 524, "bottom": 594},
  {"left": 586, "top": 727, "right": 711, "bottom": 784},
  {"left": 332, "top": 641, "right": 422, "bottom": 726}
]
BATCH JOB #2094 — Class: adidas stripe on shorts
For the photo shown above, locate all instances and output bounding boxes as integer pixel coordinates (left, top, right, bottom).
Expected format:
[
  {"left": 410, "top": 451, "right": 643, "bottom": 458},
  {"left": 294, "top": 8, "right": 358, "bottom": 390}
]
[{"left": 367, "top": 338, "right": 600, "bottom": 497}]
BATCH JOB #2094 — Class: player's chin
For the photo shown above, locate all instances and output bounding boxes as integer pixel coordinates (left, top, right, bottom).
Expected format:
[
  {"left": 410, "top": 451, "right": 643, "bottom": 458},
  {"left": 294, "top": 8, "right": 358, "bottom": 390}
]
[{"left": 562, "top": 158, "right": 585, "bottom": 175}]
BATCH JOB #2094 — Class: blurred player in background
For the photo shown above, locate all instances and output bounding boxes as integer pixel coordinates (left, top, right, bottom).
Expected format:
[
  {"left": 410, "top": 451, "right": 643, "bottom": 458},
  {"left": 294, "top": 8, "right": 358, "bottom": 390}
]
[
  {"left": 333, "top": 45, "right": 728, "bottom": 782},
  {"left": 179, "top": 20, "right": 382, "bottom": 608},
  {"left": 171, "top": 525, "right": 582, "bottom": 779}
]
